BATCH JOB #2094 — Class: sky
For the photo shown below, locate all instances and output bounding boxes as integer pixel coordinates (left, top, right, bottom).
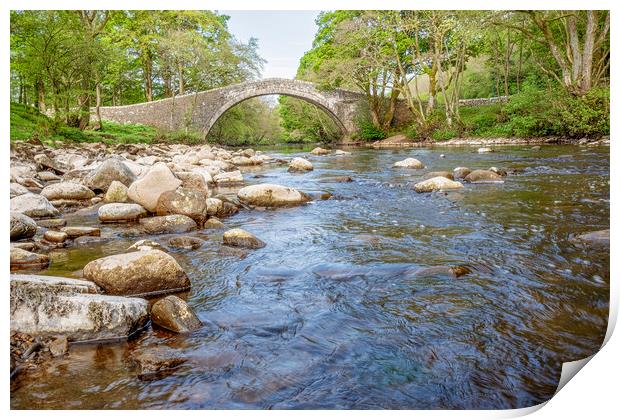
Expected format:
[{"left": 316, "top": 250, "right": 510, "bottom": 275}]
[{"left": 222, "top": 11, "right": 321, "bottom": 79}]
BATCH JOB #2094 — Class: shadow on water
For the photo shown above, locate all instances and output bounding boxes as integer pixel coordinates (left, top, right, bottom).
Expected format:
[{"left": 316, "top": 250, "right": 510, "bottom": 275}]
[{"left": 11, "top": 145, "right": 609, "bottom": 409}]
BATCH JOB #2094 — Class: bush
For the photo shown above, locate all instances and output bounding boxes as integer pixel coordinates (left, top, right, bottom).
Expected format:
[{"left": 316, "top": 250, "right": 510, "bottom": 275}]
[
  {"left": 431, "top": 127, "right": 458, "bottom": 141},
  {"left": 356, "top": 119, "right": 386, "bottom": 141}
]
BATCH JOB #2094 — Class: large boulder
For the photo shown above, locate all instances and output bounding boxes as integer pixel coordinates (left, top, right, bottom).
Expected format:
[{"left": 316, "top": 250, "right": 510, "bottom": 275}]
[
  {"left": 139, "top": 215, "right": 197, "bottom": 234},
  {"left": 288, "top": 157, "right": 314, "bottom": 172},
  {"left": 155, "top": 187, "right": 207, "bottom": 226},
  {"left": 150, "top": 295, "right": 203, "bottom": 333},
  {"left": 84, "top": 158, "right": 136, "bottom": 192},
  {"left": 464, "top": 170, "right": 505, "bottom": 184},
  {"left": 414, "top": 176, "right": 464, "bottom": 193},
  {"left": 175, "top": 171, "right": 209, "bottom": 194},
  {"left": 223, "top": 228, "right": 266, "bottom": 249},
  {"left": 10, "top": 212, "right": 37, "bottom": 241},
  {"left": 83, "top": 250, "right": 190, "bottom": 296},
  {"left": 237, "top": 183, "right": 311, "bottom": 207},
  {"left": 104, "top": 180, "right": 129, "bottom": 203},
  {"left": 10, "top": 193, "right": 60, "bottom": 218},
  {"left": 41, "top": 181, "right": 95, "bottom": 201},
  {"left": 98, "top": 203, "right": 148, "bottom": 223},
  {"left": 393, "top": 158, "right": 425, "bottom": 169},
  {"left": 34, "top": 154, "right": 70, "bottom": 174},
  {"left": 127, "top": 162, "right": 182, "bottom": 212},
  {"left": 10, "top": 274, "right": 148, "bottom": 341},
  {"left": 10, "top": 247, "right": 50, "bottom": 270}
]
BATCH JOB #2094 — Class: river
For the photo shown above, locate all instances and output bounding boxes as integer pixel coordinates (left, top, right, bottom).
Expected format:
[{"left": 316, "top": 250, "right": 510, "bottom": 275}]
[{"left": 11, "top": 144, "right": 610, "bottom": 409}]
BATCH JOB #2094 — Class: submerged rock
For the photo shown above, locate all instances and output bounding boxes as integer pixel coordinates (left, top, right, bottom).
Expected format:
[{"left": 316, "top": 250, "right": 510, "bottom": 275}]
[
  {"left": 127, "top": 162, "right": 182, "bottom": 212},
  {"left": 83, "top": 250, "right": 190, "bottom": 296},
  {"left": 223, "top": 228, "right": 266, "bottom": 249},
  {"left": 423, "top": 171, "right": 454, "bottom": 181},
  {"left": 10, "top": 212, "right": 38, "bottom": 241},
  {"left": 37, "top": 218, "right": 67, "bottom": 229},
  {"left": 168, "top": 236, "right": 204, "bottom": 250},
  {"left": 204, "top": 217, "right": 225, "bottom": 229},
  {"left": 288, "top": 157, "right": 313, "bottom": 172},
  {"left": 130, "top": 348, "right": 188, "bottom": 375},
  {"left": 40, "top": 182, "right": 94, "bottom": 201},
  {"left": 10, "top": 248, "right": 50, "bottom": 270},
  {"left": 139, "top": 215, "right": 197, "bottom": 234},
  {"left": 48, "top": 336, "right": 69, "bottom": 357},
  {"left": 10, "top": 274, "right": 148, "bottom": 341},
  {"left": 98, "top": 203, "right": 148, "bottom": 223},
  {"left": 237, "top": 183, "right": 311, "bottom": 207},
  {"left": 464, "top": 170, "right": 505, "bottom": 184},
  {"left": 84, "top": 158, "right": 136, "bottom": 193},
  {"left": 10, "top": 193, "right": 60, "bottom": 218},
  {"left": 150, "top": 295, "right": 203, "bottom": 333},
  {"left": 393, "top": 158, "right": 425, "bottom": 169},
  {"left": 414, "top": 176, "right": 464, "bottom": 193},
  {"left": 127, "top": 239, "right": 164, "bottom": 252},
  {"left": 477, "top": 147, "right": 493, "bottom": 153}
]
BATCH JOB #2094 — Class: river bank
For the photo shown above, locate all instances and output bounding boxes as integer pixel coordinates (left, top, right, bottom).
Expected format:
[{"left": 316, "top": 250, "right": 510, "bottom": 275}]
[
  {"left": 10, "top": 140, "right": 610, "bottom": 409},
  {"left": 361, "top": 134, "right": 611, "bottom": 148}
]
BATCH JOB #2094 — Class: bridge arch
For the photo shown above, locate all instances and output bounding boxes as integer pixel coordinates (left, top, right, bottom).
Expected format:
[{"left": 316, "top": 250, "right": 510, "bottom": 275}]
[{"left": 202, "top": 78, "right": 349, "bottom": 138}]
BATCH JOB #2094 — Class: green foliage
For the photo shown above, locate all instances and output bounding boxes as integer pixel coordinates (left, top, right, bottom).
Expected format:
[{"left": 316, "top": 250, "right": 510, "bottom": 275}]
[
  {"left": 431, "top": 127, "right": 459, "bottom": 141},
  {"left": 356, "top": 119, "right": 386, "bottom": 141},
  {"left": 277, "top": 96, "right": 340, "bottom": 143}
]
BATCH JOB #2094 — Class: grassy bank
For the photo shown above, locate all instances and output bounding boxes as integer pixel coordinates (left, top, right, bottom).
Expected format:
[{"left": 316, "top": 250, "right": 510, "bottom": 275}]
[{"left": 10, "top": 103, "right": 203, "bottom": 146}]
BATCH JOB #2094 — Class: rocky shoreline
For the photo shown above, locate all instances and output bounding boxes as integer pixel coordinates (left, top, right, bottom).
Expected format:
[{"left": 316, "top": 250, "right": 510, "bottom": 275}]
[
  {"left": 367, "top": 134, "right": 611, "bottom": 148},
  {"left": 9, "top": 140, "right": 610, "bottom": 383}
]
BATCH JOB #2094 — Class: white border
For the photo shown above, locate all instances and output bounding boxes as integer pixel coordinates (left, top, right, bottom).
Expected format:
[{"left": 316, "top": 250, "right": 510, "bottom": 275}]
[{"left": 2, "top": 1, "right": 617, "bottom": 419}]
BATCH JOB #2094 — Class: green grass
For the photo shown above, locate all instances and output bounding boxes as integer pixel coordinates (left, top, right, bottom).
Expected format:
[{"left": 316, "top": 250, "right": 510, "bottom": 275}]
[{"left": 10, "top": 102, "right": 204, "bottom": 146}]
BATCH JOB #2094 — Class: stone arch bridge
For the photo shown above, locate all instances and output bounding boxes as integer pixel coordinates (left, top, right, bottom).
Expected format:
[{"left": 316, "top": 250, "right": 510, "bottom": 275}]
[{"left": 97, "top": 78, "right": 384, "bottom": 139}]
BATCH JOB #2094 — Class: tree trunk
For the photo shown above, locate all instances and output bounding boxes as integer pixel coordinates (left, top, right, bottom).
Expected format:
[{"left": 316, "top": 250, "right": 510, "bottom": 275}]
[
  {"left": 178, "top": 62, "right": 185, "bottom": 95},
  {"left": 36, "top": 79, "right": 46, "bottom": 113},
  {"left": 94, "top": 82, "right": 103, "bottom": 130},
  {"left": 78, "top": 78, "right": 90, "bottom": 130},
  {"left": 143, "top": 52, "right": 153, "bottom": 102}
]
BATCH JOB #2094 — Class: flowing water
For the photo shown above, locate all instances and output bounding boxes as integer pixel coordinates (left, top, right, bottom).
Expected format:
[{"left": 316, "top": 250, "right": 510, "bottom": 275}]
[{"left": 11, "top": 144, "right": 610, "bottom": 409}]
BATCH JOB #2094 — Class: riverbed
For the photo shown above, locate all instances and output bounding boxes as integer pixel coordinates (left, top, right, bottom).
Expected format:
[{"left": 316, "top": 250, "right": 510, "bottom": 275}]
[{"left": 11, "top": 144, "right": 610, "bottom": 409}]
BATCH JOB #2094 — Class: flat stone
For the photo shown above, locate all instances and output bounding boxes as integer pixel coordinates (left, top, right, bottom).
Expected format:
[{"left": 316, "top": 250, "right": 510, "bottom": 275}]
[
  {"left": 10, "top": 193, "right": 60, "bottom": 218},
  {"left": 37, "top": 218, "right": 67, "bottom": 229},
  {"left": 11, "top": 242, "right": 37, "bottom": 251},
  {"left": 237, "top": 183, "right": 311, "bottom": 207},
  {"left": 150, "top": 295, "right": 203, "bottom": 333},
  {"left": 127, "top": 239, "right": 164, "bottom": 252},
  {"left": 98, "top": 203, "right": 148, "bottom": 223},
  {"left": 139, "top": 215, "right": 197, "bottom": 234},
  {"left": 41, "top": 182, "right": 95, "bottom": 201},
  {"left": 414, "top": 177, "right": 464, "bottom": 193},
  {"left": 83, "top": 250, "right": 190, "bottom": 296},
  {"left": 10, "top": 248, "right": 50, "bottom": 270},
  {"left": 223, "top": 228, "right": 266, "bottom": 249},
  {"left": 213, "top": 170, "right": 244, "bottom": 185},
  {"left": 38, "top": 171, "right": 62, "bottom": 182},
  {"left": 10, "top": 275, "right": 148, "bottom": 341},
  {"left": 61, "top": 226, "right": 101, "bottom": 239},
  {"left": 10, "top": 212, "right": 38, "bottom": 241},
  {"left": 10, "top": 183, "right": 30, "bottom": 198}
]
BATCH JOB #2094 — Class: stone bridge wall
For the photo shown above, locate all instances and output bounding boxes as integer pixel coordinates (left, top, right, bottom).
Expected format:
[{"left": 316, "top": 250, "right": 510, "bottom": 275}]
[{"left": 95, "top": 78, "right": 507, "bottom": 139}]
